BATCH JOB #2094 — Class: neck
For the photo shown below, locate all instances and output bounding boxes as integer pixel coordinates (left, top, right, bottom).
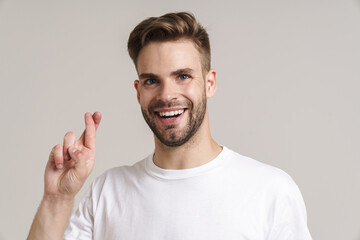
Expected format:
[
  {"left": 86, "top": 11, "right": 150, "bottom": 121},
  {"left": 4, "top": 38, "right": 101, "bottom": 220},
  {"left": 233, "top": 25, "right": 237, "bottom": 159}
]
[{"left": 153, "top": 114, "right": 222, "bottom": 170}]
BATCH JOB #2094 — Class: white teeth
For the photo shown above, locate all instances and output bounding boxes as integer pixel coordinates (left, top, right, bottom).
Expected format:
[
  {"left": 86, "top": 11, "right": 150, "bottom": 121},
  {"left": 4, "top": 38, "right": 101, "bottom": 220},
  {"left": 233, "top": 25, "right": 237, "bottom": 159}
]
[{"left": 159, "top": 109, "right": 184, "bottom": 117}]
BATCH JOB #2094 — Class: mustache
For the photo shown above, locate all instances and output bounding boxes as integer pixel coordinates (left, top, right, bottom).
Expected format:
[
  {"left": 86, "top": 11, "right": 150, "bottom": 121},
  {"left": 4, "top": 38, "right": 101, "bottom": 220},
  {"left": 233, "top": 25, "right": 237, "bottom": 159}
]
[{"left": 149, "top": 99, "right": 192, "bottom": 111}]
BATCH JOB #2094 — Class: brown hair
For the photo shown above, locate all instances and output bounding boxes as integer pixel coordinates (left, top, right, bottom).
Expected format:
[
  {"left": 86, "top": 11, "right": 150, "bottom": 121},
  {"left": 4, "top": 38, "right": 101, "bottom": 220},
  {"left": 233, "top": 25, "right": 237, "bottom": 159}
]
[{"left": 127, "top": 12, "right": 210, "bottom": 74}]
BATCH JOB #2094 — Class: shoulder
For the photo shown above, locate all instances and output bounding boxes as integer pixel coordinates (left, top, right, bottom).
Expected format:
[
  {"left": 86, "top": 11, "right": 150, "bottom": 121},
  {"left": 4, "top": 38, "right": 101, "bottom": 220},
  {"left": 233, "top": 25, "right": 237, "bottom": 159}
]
[
  {"left": 224, "top": 147, "right": 310, "bottom": 233},
  {"left": 223, "top": 147, "right": 300, "bottom": 195}
]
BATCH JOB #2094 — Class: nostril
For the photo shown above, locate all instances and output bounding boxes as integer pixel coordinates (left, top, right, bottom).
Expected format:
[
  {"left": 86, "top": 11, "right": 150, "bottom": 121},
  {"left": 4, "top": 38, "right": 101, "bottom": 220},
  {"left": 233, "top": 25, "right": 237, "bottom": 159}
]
[{"left": 157, "top": 93, "right": 177, "bottom": 102}]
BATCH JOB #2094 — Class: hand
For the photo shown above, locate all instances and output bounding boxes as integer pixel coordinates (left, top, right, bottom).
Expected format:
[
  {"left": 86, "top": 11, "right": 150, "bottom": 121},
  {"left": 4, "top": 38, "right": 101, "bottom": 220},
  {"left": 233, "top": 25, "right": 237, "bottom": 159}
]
[{"left": 44, "top": 112, "right": 102, "bottom": 200}]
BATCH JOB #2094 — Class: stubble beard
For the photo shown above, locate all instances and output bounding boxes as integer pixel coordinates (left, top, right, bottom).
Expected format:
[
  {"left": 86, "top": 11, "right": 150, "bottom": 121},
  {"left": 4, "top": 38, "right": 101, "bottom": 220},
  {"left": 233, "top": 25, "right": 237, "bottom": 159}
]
[{"left": 141, "top": 91, "right": 207, "bottom": 147}]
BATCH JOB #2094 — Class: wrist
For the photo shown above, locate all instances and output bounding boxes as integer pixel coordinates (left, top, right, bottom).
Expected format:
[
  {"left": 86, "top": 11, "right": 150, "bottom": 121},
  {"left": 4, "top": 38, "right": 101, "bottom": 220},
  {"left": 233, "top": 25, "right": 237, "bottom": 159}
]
[
  {"left": 28, "top": 194, "right": 74, "bottom": 240},
  {"left": 42, "top": 194, "right": 74, "bottom": 208}
]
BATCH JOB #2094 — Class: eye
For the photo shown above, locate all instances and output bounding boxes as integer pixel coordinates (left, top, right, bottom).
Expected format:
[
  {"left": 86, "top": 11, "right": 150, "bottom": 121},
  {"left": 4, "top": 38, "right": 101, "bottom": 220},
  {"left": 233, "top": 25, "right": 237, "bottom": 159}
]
[
  {"left": 178, "top": 74, "right": 190, "bottom": 80},
  {"left": 144, "top": 79, "right": 158, "bottom": 85}
]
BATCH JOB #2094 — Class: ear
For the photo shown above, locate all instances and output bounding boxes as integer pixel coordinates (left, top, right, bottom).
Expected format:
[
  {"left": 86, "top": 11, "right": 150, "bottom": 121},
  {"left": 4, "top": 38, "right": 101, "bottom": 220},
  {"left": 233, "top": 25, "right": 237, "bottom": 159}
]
[
  {"left": 134, "top": 80, "right": 140, "bottom": 103},
  {"left": 205, "top": 69, "right": 217, "bottom": 98}
]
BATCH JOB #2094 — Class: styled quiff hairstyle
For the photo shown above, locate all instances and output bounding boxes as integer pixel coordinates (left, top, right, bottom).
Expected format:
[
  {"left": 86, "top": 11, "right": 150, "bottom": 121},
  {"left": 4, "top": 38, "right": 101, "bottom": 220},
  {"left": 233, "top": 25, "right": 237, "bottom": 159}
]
[{"left": 127, "top": 12, "right": 211, "bottom": 74}]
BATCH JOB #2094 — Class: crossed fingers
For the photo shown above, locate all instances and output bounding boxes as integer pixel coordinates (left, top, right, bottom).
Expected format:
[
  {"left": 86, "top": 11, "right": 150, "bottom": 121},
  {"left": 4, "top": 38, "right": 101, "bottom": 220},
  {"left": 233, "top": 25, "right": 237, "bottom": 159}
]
[{"left": 53, "top": 112, "right": 102, "bottom": 170}]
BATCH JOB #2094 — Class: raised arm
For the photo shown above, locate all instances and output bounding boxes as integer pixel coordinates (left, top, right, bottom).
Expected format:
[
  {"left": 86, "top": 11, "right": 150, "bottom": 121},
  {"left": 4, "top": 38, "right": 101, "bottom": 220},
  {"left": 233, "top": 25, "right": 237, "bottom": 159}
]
[{"left": 27, "top": 112, "right": 101, "bottom": 240}]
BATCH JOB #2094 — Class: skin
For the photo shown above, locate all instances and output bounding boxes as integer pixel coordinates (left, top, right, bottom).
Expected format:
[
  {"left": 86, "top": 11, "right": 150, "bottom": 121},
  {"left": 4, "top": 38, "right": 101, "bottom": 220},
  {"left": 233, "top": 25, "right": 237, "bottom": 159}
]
[
  {"left": 134, "top": 39, "right": 222, "bottom": 169},
  {"left": 27, "top": 112, "right": 101, "bottom": 240},
  {"left": 27, "top": 38, "right": 222, "bottom": 239}
]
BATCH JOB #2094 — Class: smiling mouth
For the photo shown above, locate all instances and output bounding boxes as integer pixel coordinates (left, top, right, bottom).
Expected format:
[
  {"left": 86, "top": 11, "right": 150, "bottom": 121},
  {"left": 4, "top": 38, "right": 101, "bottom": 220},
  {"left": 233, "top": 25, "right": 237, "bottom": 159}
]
[{"left": 157, "top": 109, "right": 185, "bottom": 119}]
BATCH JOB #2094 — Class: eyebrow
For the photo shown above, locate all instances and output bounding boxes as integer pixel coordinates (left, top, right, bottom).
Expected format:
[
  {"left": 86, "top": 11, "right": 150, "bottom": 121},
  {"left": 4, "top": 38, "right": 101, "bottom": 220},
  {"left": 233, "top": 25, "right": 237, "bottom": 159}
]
[
  {"left": 138, "top": 73, "right": 159, "bottom": 80},
  {"left": 138, "top": 68, "right": 194, "bottom": 80},
  {"left": 171, "top": 68, "right": 194, "bottom": 76}
]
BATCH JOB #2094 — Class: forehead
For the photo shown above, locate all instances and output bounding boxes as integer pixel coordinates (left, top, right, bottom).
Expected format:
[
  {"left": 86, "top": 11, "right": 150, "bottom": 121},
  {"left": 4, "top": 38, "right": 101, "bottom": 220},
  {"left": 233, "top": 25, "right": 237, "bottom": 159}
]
[{"left": 137, "top": 39, "right": 202, "bottom": 75}]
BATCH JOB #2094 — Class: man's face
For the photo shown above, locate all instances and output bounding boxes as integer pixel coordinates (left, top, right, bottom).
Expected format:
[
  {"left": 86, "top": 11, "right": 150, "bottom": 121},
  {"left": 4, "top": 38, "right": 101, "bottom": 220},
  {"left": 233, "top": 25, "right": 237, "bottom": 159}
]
[{"left": 134, "top": 39, "right": 211, "bottom": 147}]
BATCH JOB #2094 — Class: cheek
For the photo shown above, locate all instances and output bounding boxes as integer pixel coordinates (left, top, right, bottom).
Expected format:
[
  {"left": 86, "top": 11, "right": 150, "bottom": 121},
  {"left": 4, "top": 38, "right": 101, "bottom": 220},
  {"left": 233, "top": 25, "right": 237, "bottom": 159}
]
[
  {"left": 138, "top": 91, "right": 153, "bottom": 108},
  {"left": 139, "top": 98, "right": 149, "bottom": 109},
  {"left": 182, "top": 82, "right": 205, "bottom": 101}
]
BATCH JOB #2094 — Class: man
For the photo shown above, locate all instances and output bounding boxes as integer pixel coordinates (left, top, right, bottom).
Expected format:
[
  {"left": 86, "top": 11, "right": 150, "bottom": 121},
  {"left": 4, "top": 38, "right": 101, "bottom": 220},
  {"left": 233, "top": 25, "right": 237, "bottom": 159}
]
[{"left": 28, "top": 12, "right": 312, "bottom": 239}]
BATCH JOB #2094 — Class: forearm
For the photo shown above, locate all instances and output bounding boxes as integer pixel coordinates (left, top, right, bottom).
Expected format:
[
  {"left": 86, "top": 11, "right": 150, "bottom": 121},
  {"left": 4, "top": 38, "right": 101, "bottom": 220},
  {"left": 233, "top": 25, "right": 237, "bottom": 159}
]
[{"left": 27, "top": 195, "right": 74, "bottom": 240}]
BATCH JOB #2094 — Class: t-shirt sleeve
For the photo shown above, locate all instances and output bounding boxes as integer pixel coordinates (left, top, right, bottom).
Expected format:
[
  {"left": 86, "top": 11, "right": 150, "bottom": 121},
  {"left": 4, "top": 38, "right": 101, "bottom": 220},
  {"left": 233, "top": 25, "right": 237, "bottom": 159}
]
[
  {"left": 63, "top": 188, "right": 94, "bottom": 240},
  {"left": 267, "top": 172, "right": 312, "bottom": 240}
]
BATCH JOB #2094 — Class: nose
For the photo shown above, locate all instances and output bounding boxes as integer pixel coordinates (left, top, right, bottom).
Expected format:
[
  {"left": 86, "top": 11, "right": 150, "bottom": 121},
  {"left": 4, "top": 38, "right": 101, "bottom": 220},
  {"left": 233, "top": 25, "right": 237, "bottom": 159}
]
[{"left": 157, "top": 79, "right": 178, "bottom": 102}]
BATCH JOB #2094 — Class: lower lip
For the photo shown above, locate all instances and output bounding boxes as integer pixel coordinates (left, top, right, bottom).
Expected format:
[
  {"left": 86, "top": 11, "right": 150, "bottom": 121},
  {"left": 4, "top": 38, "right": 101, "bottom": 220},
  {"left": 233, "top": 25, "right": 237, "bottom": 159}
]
[{"left": 156, "top": 110, "right": 187, "bottom": 125}]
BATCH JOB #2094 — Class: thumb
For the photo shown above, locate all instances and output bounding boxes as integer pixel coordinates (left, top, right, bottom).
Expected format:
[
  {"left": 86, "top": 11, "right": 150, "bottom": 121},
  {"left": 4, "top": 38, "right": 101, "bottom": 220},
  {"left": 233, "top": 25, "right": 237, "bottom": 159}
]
[
  {"left": 68, "top": 146, "right": 93, "bottom": 173},
  {"left": 68, "top": 147, "right": 82, "bottom": 165}
]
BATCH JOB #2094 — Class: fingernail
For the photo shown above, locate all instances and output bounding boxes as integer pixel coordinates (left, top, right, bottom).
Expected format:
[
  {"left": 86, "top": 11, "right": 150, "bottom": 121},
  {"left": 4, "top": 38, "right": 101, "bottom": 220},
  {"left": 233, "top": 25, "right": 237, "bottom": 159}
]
[
  {"left": 70, "top": 147, "right": 77, "bottom": 153},
  {"left": 56, "top": 164, "right": 63, "bottom": 169}
]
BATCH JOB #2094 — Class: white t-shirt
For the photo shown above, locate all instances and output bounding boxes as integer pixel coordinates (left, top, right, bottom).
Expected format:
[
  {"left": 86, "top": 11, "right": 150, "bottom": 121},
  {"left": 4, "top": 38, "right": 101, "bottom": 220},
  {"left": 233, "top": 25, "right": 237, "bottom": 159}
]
[{"left": 64, "top": 147, "right": 312, "bottom": 240}]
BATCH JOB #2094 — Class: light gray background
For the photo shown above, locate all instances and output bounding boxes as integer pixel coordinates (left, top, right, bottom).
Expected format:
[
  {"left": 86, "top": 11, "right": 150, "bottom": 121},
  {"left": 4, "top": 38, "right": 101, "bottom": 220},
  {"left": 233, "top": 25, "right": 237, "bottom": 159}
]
[{"left": 1, "top": 0, "right": 359, "bottom": 239}]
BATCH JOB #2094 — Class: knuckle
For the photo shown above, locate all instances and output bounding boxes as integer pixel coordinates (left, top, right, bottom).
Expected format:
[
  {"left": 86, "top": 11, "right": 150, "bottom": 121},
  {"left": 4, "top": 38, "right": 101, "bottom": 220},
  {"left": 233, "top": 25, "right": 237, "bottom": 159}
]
[{"left": 77, "top": 151, "right": 85, "bottom": 159}]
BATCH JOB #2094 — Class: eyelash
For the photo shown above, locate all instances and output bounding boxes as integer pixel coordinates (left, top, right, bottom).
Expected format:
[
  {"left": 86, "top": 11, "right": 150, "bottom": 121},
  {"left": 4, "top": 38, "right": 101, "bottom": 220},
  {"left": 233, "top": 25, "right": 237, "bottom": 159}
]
[
  {"left": 144, "top": 79, "right": 158, "bottom": 85},
  {"left": 178, "top": 74, "right": 190, "bottom": 80},
  {"left": 143, "top": 74, "right": 191, "bottom": 85}
]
